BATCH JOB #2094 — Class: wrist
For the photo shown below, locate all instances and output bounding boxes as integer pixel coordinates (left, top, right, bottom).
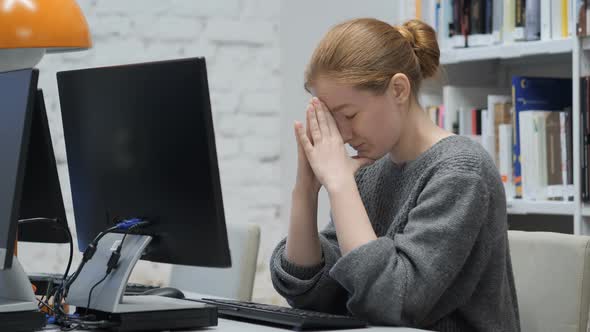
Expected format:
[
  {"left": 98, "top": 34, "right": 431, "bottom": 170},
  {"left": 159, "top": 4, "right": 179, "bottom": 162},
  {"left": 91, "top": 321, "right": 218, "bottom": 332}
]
[
  {"left": 325, "top": 174, "right": 357, "bottom": 196},
  {"left": 294, "top": 177, "right": 320, "bottom": 193},
  {"left": 292, "top": 184, "right": 320, "bottom": 198}
]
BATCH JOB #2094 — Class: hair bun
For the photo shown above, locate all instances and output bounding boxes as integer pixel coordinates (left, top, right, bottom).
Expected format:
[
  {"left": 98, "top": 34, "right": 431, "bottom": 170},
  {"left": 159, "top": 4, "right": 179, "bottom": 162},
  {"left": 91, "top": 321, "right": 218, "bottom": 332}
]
[{"left": 397, "top": 19, "right": 440, "bottom": 79}]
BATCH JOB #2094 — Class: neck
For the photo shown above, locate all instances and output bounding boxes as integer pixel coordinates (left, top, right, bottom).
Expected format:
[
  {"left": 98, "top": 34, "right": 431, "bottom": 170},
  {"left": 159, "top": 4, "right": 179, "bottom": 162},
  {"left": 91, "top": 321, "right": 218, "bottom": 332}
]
[{"left": 389, "top": 99, "right": 452, "bottom": 164}]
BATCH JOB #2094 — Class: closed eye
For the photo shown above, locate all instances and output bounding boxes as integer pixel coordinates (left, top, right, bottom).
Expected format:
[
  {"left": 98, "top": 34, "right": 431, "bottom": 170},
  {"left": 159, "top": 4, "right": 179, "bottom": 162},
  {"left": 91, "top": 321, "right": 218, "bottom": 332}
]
[{"left": 345, "top": 114, "right": 356, "bottom": 120}]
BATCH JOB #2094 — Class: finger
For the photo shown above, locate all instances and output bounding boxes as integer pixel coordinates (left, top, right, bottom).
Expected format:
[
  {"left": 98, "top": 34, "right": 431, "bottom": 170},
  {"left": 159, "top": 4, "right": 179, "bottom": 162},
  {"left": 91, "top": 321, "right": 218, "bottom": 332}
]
[
  {"left": 295, "top": 120, "right": 314, "bottom": 155},
  {"left": 319, "top": 100, "right": 341, "bottom": 138},
  {"left": 312, "top": 98, "right": 331, "bottom": 136},
  {"left": 293, "top": 122, "right": 303, "bottom": 150},
  {"left": 308, "top": 104, "right": 322, "bottom": 143},
  {"left": 306, "top": 103, "right": 314, "bottom": 144}
]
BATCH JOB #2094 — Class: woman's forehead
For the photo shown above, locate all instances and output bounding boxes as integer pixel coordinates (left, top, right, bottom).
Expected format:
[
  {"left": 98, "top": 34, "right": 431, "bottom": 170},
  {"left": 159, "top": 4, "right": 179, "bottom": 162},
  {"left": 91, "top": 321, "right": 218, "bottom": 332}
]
[{"left": 311, "top": 79, "right": 367, "bottom": 107}]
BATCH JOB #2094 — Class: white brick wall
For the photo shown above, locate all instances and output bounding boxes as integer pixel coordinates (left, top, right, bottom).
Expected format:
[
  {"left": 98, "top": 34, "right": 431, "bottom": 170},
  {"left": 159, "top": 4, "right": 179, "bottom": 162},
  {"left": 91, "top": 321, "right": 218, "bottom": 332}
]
[{"left": 17, "top": 0, "right": 286, "bottom": 305}]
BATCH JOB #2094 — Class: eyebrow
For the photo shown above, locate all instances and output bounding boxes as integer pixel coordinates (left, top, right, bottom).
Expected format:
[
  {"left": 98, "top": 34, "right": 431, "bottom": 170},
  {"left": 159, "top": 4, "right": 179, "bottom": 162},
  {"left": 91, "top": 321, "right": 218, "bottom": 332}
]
[{"left": 330, "top": 103, "right": 352, "bottom": 112}]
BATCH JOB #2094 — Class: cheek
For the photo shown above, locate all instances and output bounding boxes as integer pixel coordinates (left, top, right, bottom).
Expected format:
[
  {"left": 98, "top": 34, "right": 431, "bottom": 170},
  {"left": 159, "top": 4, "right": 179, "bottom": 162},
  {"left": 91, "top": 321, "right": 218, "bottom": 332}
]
[
  {"left": 366, "top": 111, "right": 401, "bottom": 150},
  {"left": 333, "top": 115, "right": 349, "bottom": 133}
]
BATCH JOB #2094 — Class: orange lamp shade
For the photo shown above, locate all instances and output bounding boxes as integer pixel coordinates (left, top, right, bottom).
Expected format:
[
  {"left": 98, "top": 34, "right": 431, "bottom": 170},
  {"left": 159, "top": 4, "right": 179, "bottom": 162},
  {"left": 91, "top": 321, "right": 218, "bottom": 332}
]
[{"left": 0, "top": 0, "right": 92, "bottom": 50}]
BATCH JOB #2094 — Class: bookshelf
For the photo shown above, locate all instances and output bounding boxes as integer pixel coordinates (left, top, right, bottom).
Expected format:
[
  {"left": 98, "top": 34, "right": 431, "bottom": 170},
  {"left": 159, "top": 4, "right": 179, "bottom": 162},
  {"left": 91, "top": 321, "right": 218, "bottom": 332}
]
[
  {"left": 440, "top": 39, "right": 573, "bottom": 65},
  {"left": 435, "top": 37, "right": 585, "bottom": 234},
  {"left": 507, "top": 199, "right": 576, "bottom": 216},
  {"left": 412, "top": 1, "right": 590, "bottom": 235}
]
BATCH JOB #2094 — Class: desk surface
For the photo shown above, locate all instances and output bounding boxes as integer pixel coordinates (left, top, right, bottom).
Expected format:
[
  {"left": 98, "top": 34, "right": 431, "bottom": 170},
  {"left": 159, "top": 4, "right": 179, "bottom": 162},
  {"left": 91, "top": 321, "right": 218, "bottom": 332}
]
[
  {"left": 46, "top": 319, "right": 428, "bottom": 332},
  {"left": 42, "top": 291, "right": 430, "bottom": 331}
]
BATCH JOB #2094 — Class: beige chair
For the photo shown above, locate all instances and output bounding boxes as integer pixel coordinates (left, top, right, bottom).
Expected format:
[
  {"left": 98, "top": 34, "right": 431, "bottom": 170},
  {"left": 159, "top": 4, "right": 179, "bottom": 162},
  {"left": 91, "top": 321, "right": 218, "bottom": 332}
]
[
  {"left": 508, "top": 231, "right": 590, "bottom": 332},
  {"left": 168, "top": 222, "right": 260, "bottom": 301}
]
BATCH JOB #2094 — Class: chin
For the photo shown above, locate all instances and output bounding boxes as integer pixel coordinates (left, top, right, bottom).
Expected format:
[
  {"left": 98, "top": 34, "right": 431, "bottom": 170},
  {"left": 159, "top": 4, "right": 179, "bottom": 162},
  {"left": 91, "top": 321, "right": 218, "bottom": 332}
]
[{"left": 357, "top": 152, "right": 376, "bottom": 162}]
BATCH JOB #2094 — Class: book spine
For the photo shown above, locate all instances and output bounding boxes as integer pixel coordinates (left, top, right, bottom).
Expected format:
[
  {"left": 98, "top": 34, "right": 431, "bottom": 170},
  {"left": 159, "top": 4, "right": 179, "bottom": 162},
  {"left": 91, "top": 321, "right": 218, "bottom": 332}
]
[
  {"left": 560, "top": 112, "right": 568, "bottom": 200},
  {"left": 525, "top": 0, "right": 541, "bottom": 40},
  {"left": 568, "top": 0, "right": 570, "bottom": 38},
  {"left": 551, "top": 0, "right": 563, "bottom": 38},
  {"left": 514, "top": 0, "right": 526, "bottom": 39},
  {"left": 500, "top": 124, "right": 514, "bottom": 198},
  {"left": 512, "top": 79, "right": 522, "bottom": 197},
  {"left": 576, "top": 0, "right": 587, "bottom": 36},
  {"left": 582, "top": 77, "right": 588, "bottom": 201},
  {"left": 540, "top": 0, "right": 552, "bottom": 40},
  {"left": 493, "top": 0, "right": 504, "bottom": 42}
]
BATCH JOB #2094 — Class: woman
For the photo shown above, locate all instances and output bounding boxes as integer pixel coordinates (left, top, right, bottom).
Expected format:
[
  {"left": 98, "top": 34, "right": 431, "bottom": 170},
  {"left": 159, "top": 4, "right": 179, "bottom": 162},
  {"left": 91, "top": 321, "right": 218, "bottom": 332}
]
[{"left": 269, "top": 18, "right": 520, "bottom": 331}]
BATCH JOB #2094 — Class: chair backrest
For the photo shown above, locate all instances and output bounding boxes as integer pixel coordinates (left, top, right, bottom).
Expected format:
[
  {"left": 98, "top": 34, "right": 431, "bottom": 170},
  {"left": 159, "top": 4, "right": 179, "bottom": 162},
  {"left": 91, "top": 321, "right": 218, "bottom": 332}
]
[
  {"left": 168, "top": 222, "right": 260, "bottom": 301},
  {"left": 508, "top": 231, "right": 590, "bottom": 332}
]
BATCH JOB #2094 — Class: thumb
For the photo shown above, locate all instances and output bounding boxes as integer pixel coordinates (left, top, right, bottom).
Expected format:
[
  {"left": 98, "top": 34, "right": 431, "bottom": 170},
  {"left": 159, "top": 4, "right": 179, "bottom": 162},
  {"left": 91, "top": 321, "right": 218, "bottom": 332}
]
[{"left": 351, "top": 156, "right": 375, "bottom": 171}]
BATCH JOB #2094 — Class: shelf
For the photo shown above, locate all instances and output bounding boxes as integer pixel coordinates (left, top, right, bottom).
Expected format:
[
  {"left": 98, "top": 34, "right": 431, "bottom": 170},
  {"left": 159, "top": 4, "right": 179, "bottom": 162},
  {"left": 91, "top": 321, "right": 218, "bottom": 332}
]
[
  {"left": 506, "top": 199, "right": 575, "bottom": 216},
  {"left": 440, "top": 39, "right": 572, "bottom": 65}
]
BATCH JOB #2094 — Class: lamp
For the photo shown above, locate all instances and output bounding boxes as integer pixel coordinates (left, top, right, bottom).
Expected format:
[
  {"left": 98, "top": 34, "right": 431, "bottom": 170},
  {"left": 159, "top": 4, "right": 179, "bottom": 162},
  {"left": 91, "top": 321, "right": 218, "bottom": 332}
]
[{"left": 0, "top": 0, "right": 92, "bottom": 71}]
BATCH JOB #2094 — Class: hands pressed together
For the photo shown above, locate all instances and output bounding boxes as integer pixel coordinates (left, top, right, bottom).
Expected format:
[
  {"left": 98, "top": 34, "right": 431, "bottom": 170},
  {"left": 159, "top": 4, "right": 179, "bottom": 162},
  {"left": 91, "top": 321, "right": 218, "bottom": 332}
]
[{"left": 294, "top": 97, "right": 374, "bottom": 194}]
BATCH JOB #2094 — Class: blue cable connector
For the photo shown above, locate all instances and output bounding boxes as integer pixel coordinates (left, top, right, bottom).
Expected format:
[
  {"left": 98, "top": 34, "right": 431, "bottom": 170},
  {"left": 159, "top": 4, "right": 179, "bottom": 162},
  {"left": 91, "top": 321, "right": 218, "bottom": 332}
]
[{"left": 116, "top": 218, "right": 145, "bottom": 230}]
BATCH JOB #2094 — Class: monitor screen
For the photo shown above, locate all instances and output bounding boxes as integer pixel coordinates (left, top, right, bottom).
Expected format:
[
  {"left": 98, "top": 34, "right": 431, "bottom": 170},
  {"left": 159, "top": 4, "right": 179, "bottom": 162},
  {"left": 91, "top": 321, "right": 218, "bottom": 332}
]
[
  {"left": 57, "top": 58, "right": 231, "bottom": 267},
  {"left": 17, "top": 90, "right": 69, "bottom": 244},
  {"left": 0, "top": 69, "right": 39, "bottom": 270}
]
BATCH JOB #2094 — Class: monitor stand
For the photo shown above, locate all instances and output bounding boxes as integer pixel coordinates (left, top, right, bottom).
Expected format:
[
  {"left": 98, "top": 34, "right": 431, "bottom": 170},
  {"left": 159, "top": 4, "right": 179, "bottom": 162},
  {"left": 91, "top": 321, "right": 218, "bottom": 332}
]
[
  {"left": 0, "top": 257, "right": 47, "bottom": 331},
  {"left": 67, "top": 233, "right": 217, "bottom": 331}
]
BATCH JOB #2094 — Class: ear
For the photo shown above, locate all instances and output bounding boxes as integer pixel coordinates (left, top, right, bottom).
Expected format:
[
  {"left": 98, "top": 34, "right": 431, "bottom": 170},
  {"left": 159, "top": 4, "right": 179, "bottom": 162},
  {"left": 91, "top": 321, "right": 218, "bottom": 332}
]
[{"left": 388, "top": 73, "right": 411, "bottom": 104}]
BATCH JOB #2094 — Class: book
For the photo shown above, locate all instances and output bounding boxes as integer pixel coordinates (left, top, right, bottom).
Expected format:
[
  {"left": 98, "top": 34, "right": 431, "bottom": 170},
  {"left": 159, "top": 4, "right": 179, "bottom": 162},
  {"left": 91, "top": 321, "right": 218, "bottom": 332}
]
[
  {"left": 513, "top": 0, "right": 526, "bottom": 40},
  {"left": 504, "top": 0, "right": 516, "bottom": 43},
  {"left": 492, "top": 0, "right": 504, "bottom": 43},
  {"left": 486, "top": 95, "right": 512, "bottom": 164},
  {"left": 519, "top": 111, "right": 547, "bottom": 200},
  {"left": 443, "top": 86, "right": 507, "bottom": 132},
  {"left": 540, "top": 0, "right": 552, "bottom": 40},
  {"left": 524, "top": 0, "right": 541, "bottom": 40},
  {"left": 499, "top": 124, "right": 514, "bottom": 198},
  {"left": 582, "top": 77, "right": 589, "bottom": 201},
  {"left": 551, "top": 0, "right": 564, "bottom": 38},
  {"left": 545, "top": 112, "right": 564, "bottom": 199},
  {"left": 576, "top": 0, "right": 590, "bottom": 36},
  {"left": 511, "top": 76, "right": 572, "bottom": 198}
]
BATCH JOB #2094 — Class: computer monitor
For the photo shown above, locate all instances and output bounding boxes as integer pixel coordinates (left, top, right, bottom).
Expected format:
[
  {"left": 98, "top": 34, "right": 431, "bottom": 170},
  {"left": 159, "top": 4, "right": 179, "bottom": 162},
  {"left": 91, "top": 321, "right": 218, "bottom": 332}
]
[
  {"left": 0, "top": 68, "right": 47, "bottom": 331},
  {"left": 57, "top": 57, "right": 231, "bottom": 267},
  {"left": 17, "top": 89, "right": 69, "bottom": 244},
  {"left": 0, "top": 69, "right": 38, "bottom": 270},
  {"left": 55, "top": 58, "right": 231, "bottom": 329}
]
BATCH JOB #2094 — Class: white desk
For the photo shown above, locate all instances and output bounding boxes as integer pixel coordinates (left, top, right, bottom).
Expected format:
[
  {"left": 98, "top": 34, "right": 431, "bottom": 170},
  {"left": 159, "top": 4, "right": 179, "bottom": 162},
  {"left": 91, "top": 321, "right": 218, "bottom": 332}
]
[
  {"left": 41, "top": 291, "right": 430, "bottom": 331},
  {"left": 45, "top": 320, "right": 428, "bottom": 332}
]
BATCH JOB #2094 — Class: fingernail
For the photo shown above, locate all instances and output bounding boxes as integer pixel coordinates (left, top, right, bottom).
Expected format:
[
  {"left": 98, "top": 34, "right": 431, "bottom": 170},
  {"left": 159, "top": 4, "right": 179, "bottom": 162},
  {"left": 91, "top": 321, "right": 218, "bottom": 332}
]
[{"left": 312, "top": 97, "right": 319, "bottom": 104}]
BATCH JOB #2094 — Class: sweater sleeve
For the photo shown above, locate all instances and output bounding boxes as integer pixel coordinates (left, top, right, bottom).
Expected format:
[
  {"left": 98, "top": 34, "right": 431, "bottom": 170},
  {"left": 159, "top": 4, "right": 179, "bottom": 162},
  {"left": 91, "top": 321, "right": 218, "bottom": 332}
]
[
  {"left": 269, "top": 220, "right": 350, "bottom": 314},
  {"left": 328, "top": 171, "right": 492, "bottom": 326}
]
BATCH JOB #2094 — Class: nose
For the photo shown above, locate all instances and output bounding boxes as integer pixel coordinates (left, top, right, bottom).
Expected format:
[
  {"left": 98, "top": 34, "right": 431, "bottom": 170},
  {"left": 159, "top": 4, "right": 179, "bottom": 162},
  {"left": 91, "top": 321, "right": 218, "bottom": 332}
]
[{"left": 336, "top": 118, "right": 353, "bottom": 143}]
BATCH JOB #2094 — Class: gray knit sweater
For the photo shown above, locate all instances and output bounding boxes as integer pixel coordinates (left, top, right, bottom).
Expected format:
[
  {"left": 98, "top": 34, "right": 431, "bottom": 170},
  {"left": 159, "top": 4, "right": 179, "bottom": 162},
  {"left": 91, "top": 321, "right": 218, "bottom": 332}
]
[{"left": 270, "top": 135, "right": 520, "bottom": 331}]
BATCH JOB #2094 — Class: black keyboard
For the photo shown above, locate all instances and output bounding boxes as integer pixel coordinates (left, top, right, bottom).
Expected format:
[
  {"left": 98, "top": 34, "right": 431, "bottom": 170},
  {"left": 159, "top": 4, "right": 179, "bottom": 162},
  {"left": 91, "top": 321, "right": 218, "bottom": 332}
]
[{"left": 194, "top": 298, "right": 367, "bottom": 330}]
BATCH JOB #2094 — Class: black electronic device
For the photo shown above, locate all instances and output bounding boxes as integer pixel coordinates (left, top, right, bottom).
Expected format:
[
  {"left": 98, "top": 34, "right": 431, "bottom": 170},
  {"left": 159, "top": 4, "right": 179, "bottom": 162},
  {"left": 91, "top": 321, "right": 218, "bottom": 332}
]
[
  {"left": 56, "top": 57, "right": 231, "bottom": 331},
  {"left": 141, "top": 286, "right": 185, "bottom": 299},
  {"left": 57, "top": 57, "right": 230, "bottom": 267},
  {"left": 0, "top": 68, "right": 47, "bottom": 331},
  {"left": 0, "top": 69, "right": 37, "bottom": 270},
  {"left": 17, "top": 89, "right": 69, "bottom": 244},
  {"left": 196, "top": 298, "right": 368, "bottom": 330},
  {"left": 124, "top": 282, "right": 160, "bottom": 296}
]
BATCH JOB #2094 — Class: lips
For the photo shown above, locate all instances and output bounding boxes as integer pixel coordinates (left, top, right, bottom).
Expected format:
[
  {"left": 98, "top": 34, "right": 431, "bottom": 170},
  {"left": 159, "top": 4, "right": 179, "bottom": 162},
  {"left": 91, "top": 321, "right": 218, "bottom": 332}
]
[{"left": 352, "top": 143, "right": 364, "bottom": 150}]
